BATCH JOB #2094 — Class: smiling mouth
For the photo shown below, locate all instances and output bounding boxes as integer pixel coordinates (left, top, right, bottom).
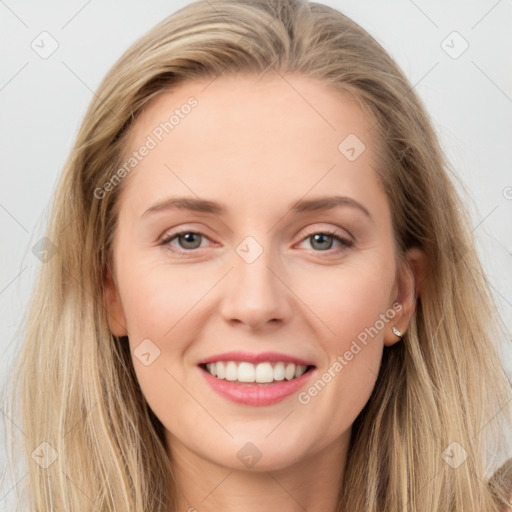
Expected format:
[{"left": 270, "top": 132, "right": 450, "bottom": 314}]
[{"left": 199, "top": 361, "right": 316, "bottom": 385}]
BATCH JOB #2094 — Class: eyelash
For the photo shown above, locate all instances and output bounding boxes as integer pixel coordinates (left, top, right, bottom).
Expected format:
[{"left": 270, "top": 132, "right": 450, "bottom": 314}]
[{"left": 160, "top": 228, "right": 354, "bottom": 256}]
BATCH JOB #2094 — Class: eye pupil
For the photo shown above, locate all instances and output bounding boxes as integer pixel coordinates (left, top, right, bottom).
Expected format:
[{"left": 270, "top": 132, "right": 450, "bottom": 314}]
[
  {"left": 179, "top": 232, "right": 202, "bottom": 249},
  {"left": 311, "top": 233, "right": 333, "bottom": 251}
]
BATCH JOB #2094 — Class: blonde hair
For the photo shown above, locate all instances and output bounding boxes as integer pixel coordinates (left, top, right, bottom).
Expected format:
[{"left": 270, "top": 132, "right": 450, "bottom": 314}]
[{"left": 4, "top": 0, "right": 511, "bottom": 510}]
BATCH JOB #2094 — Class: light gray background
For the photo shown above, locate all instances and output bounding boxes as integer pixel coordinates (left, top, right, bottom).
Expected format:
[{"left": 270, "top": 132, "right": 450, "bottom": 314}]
[{"left": 1, "top": 0, "right": 511, "bottom": 507}]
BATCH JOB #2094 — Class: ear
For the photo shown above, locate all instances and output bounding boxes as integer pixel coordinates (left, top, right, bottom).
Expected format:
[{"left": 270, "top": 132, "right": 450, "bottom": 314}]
[
  {"left": 103, "top": 265, "right": 128, "bottom": 337},
  {"left": 384, "top": 247, "right": 427, "bottom": 347}
]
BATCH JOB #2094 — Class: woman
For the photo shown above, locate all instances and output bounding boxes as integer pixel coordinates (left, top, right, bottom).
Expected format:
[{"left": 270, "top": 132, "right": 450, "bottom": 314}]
[{"left": 4, "top": 0, "right": 512, "bottom": 510}]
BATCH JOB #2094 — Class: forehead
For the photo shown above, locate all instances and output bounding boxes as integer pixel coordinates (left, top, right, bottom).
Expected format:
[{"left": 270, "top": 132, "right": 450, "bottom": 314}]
[{"left": 118, "top": 72, "right": 383, "bottom": 218}]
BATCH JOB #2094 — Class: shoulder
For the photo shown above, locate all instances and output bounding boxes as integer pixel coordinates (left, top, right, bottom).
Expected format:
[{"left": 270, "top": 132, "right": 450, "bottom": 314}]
[{"left": 489, "top": 458, "right": 512, "bottom": 511}]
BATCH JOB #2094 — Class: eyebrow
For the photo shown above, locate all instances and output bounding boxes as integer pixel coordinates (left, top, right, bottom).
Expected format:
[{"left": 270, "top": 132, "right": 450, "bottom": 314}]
[{"left": 142, "top": 195, "right": 372, "bottom": 220}]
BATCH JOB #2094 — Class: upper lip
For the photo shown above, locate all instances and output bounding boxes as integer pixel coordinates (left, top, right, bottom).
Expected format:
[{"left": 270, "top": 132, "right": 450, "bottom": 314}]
[{"left": 197, "top": 351, "right": 315, "bottom": 367}]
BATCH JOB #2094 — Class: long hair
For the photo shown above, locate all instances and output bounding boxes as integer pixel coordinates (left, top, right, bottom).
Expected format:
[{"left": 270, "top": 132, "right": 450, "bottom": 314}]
[{"left": 4, "top": 0, "right": 511, "bottom": 510}]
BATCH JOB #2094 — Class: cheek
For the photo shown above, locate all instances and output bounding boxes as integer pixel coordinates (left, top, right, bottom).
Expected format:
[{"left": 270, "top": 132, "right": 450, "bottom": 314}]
[
  {"left": 291, "top": 254, "right": 395, "bottom": 400},
  {"left": 292, "top": 256, "right": 396, "bottom": 348},
  {"left": 118, "top": 257, "right": 209, "bottom": 340},
  {"left": 116, "top": 257, "right": 223, "bottom": 406}
]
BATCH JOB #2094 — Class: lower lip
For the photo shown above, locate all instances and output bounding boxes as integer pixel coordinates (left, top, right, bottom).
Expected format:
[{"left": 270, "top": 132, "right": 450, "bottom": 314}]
[{"left": 199, "top": 366, "right": 315, "bottom": 406}]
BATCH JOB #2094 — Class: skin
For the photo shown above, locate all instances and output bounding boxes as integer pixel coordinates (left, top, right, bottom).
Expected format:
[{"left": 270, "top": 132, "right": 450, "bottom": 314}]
[{"left": 104, "top": 71, "right": 425, "bottom": 512}]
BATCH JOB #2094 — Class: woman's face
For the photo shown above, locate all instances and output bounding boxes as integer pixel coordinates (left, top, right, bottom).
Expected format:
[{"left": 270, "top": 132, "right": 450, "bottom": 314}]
[{"left": 105, "top": 73, "right": 418, "bottom": 473}]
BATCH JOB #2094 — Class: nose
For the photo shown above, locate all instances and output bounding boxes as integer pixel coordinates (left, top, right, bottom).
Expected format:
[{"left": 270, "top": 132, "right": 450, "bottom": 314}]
[{"left": 219, "top": 243, "right": 294, "bottom": 331}]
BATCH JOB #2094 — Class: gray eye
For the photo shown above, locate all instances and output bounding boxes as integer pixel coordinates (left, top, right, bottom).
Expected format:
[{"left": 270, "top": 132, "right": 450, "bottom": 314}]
[
  {"left": 309, "top": 233, "right": 335, "bottom": 251},
  {"left": 177, "top": 232, "right": 203, "bottom": 249}
]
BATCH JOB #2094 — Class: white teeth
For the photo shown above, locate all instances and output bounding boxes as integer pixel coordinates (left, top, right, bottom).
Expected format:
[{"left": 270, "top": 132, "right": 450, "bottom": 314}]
[
  {"left": 204, "top": 361, "right": 309, "bottom": 383},
  {"left": 206, "top": 363, "right": 216, "bottom": 377},
  {"left": 274, "top": 362, "right": 285, "bottom": 381},
  {"left": 225, "top": 361, "right": 238, "bottom": 381},
  {"left": 255, "top": 362, "right": 274, "bottom": 383},
  {"left": 284, "top": 363, "right": 296, "bottom": 380},
  {"left": 238, "top": 362, "right": 255, "bottom": 382},
  {"left": 216, "top": 361, "right": 225, "bottom": 379},
  {"left": 294, "top": 364, "right": 304, "bottom": 378}
]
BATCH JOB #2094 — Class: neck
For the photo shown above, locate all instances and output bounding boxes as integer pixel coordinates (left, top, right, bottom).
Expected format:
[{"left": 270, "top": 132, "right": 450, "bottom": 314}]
[{"left": 167, "top": 432, "right": 350, "bottom": 512}]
